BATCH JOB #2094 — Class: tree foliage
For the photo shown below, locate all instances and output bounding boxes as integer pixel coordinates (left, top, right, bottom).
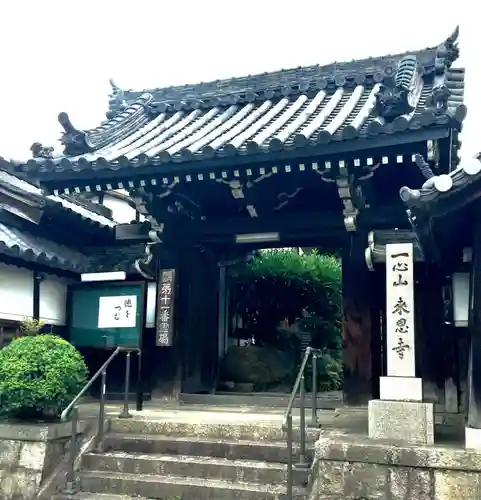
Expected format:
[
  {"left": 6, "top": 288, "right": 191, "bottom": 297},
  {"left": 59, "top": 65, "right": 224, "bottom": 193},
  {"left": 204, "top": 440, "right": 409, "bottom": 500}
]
[{"left": 229, "top": 249, "right": 342, "bottom": 390}]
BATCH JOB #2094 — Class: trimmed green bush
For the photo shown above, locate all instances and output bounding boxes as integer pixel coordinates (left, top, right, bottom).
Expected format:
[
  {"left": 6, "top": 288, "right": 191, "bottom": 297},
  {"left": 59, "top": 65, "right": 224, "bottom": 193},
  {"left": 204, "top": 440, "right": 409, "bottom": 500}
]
[{"left": 0, "top": 334, "right": 88, "bottom": 420}]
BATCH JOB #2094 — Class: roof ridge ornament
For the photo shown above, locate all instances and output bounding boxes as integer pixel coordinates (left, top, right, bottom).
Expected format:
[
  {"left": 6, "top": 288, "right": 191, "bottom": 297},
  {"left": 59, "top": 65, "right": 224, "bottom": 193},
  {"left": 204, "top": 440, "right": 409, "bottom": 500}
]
[
  {"left": 30, "top": 142, "right": 54, "bottom": 160},
  {"left": 58, "top": 112, "right": 92, "bottom": 156},
  {"left": 421, "top": 26, "right": 460, "bottom": 118},
  {"left": 373, "top": 55, "right": 421, "bottom": 122},
  {"left": 107, "top": 78, "right": 129, "bottom": 119},
  {"left": 434, "top": 26, "right": 460, "bottom": 74},
  {"left": 425, "top": 84, "right": 451, "bottom": 115}
]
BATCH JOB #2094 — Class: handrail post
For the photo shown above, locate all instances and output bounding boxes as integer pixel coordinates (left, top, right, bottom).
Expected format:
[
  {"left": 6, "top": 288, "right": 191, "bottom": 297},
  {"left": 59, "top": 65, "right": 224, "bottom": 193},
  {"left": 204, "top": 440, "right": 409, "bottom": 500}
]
[
  {"left": 63, "top": 407, "right": 78, "bottom": 494},
  {"left": 94, "top": 370, "right": 107, "bottom": 452},
  {"left": 119, "top": 351, "right": 132, "bottom": 419},
  {"left": 286, "top": 413, "right": 293, "bottom": 500},
  {"left": 295, "top": 373, "right": 309, "bottom": 468},
  {"left": 310, "top": 352, "right": 318, "bottom": 427},
  {"left": 136, "top": 349, "right": 143, "bottom": 412}
]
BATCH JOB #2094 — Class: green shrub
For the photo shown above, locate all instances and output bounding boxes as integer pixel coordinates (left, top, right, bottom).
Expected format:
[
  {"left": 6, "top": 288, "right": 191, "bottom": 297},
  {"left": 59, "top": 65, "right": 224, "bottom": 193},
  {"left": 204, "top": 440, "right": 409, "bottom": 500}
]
[
  {"left": 230, "top": 249, "right": 342, "bottom": 390},
  {"left": 0, "top": 334, "right": 88, "bottom": 420}
]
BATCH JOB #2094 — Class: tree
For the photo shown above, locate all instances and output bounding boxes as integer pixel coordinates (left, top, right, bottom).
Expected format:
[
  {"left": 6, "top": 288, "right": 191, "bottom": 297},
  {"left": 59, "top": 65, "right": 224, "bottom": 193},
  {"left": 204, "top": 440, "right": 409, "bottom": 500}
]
[{"left": 229, "top": 249, "right": 342, "bottom": 390}]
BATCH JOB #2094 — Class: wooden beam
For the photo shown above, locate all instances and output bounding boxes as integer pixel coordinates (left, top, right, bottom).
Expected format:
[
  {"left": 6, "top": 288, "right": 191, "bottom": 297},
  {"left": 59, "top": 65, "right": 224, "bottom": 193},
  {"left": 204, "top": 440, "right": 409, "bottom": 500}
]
[
  {"left": 115, "top": 222, "right": 152, "bottom": 241},
  {"left": 467, "top": 201, "right": 481, "bottom": 431},
  {"left": 179, "top": 206, "right": 408, "bottom": 238}
]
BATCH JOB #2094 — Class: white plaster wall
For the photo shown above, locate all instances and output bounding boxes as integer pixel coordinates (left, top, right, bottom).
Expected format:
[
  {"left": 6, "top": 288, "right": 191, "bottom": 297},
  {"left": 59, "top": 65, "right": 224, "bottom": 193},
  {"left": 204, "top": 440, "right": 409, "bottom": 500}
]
[
  {"left": 145, "top": 281, "right": 156, "bottom": 328},
  {"left": 0, "top": 264, "right": 69, "bottom": 325},
  {"left": 39, "top": 275, "right": 68, "bottom": 325},
  {"left": 90, "top": 191, "right": 146, "bottom": 224},
  {"left": 103, "top": 194, "right": 146, "bottom": 224},
  {"left": 0, "top": 263, "right": 33, "bottom": 321}
]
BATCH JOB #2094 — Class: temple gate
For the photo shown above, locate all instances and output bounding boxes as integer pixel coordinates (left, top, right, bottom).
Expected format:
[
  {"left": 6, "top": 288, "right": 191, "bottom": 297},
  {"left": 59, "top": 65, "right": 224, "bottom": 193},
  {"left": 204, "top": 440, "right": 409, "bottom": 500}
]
[{"left": 1, "top": 27, "right": 470, "bottom": 444}]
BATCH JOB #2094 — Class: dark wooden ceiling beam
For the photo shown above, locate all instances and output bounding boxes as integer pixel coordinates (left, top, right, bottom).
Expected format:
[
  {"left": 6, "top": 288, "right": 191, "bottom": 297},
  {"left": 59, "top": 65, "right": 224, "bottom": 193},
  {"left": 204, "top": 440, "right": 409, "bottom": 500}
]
[{"left": 175, "top": 205, "right": 408, "bottom": 238}]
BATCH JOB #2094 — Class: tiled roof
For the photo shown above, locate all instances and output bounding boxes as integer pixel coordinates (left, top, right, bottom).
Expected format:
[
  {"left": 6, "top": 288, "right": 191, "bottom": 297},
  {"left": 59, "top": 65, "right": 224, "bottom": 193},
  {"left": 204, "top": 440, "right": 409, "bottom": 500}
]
[
  {"left": 0, "top": 170, "right": 115, "bottom": 227},
  {"left": 0, "top": 222, "right": 91, "bottom": 273},
  {"left": 400, "top": 155, "right": 481, "bottom": 210},
  {"left": 6, "top": 28, "right": 465, "bottom": 177}
]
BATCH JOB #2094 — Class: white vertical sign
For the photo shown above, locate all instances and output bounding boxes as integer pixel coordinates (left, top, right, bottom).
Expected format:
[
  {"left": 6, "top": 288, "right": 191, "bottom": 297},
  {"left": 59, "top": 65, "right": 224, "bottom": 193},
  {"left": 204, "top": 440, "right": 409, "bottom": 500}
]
[
  {"left": 97, "top": 295, "right": 137, "bottom": 329},
  {"left": 386, "top": 243, "right": 416, "bottom": 377}
]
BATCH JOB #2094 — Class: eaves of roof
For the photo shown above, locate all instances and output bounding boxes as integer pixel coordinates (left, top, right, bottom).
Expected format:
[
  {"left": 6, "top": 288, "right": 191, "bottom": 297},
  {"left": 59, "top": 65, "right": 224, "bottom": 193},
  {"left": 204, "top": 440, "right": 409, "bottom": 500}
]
[
  {"left": 4, "top": 28, "right": 465, "bottom": 181},
  {"left": 0, "top": 222, "right": 92, "bottom": 273},
  {"left": 0, "top": 169, "right": 115, "bottom": 228},
  {"left": 400, "top": 155, "right": 481, "bottom": 211}
]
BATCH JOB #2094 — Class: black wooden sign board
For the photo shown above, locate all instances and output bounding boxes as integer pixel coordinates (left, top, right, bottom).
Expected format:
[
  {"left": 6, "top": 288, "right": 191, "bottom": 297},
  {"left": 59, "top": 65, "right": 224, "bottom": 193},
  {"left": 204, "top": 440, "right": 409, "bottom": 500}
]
[{"left": 156, "top": 269, "right": 176, "bottom": 346}]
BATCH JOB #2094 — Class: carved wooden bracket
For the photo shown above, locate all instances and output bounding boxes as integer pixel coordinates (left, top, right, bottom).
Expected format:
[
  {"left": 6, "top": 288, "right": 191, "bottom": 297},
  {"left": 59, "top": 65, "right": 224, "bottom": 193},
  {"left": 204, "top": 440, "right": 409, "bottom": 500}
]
[
  {"left": 216, "top": 172, "right": 274, "bottom": 218},
  {"left": 134, "top": 240, "right": 160, "bottom": 279},
  {"left": 336, "top": 163, "right": 366, "bottom": 232},
  {"left": 130, "top": 188, "right": 163, "bottom": 231}
]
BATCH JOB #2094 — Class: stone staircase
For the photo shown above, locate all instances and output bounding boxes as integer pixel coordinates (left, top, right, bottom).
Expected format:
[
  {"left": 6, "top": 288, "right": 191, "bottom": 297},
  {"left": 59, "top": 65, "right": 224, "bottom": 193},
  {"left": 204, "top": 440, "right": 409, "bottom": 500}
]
[{"left": 55, "top": 416, "right": 320, "bottom": 499}]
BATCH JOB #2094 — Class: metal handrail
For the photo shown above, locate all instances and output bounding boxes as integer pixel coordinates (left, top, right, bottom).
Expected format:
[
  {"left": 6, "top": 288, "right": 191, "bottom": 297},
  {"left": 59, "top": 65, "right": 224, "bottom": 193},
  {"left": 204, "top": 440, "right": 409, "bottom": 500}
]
[
  {"left": 283, "top": 346, "right": 321, "bottom": 500},
  {"left": 62, "top": 346, "right": 140, "bottom": 495}
]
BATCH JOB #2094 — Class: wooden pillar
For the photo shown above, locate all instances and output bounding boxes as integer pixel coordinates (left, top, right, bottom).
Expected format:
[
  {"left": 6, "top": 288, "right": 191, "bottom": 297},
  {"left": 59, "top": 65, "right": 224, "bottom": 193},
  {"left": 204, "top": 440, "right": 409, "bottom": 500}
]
[
  {"left": 342, "top": 232, "right": 376, "bottom": 405},
  {"left": 33, "top": 270, "right": 40, "bottom": 321},
  {"left": 177, "top": 246, "right": 219, "bottom": 394},
  {"left": 466, "top": 203, "right": 481, "bottom": 446},
  {"left": 149, "top": 244, "right": 182, "bottom": 400},
  {"left": 217, "top": 265, "right": 229, "bottom": 360},
  {"left": 416, "top": 266, "right": 454, "bottom": 407}
]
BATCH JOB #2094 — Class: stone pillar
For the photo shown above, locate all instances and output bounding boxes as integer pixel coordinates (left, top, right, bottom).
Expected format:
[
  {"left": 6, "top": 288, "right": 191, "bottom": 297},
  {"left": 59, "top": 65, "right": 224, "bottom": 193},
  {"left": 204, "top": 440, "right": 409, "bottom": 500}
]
[
  {"left": 466, "top": 204, "right": 481, "bottom": 449},
  {"left": 369, "top": 242, "right": 434, "bottom": 444}
]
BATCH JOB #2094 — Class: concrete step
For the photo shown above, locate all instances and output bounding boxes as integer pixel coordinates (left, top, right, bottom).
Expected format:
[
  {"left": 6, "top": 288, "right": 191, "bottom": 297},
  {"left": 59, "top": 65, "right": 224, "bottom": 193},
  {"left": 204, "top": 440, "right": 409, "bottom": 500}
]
[
  {"left": 103, "top": 433, "right": 315, "bottom": 463},
  {"left": 53, "top": 492, "right": 348, "bottom": 500},
  {"left": 77, "top": 470, "right": 308, "bottom": 499},
  {"left": 180, "top": 391, "right": 342, "bottom": 409},
  {"left": 83, "top": 451, "right": 309, "bottom": 486},
  {"left": 110, "top": 417, "right": 321, "bottom": 442},
  {"left": 54, "top": 494, "right": 152, "bottom": 500}
]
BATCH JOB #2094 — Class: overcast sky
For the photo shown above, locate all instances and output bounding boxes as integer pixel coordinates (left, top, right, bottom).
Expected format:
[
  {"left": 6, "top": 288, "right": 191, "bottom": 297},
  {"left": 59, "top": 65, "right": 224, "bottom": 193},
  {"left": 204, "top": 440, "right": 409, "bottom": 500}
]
[{"left": 0, "top": 1, "right": 476, "bottom": 161}]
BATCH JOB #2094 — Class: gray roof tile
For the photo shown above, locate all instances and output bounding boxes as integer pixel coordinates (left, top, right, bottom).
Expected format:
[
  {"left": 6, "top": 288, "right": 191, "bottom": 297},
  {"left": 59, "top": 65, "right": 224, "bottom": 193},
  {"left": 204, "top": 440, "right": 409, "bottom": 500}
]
[
  {"left": 0, "top": 170, "right": 115, "bottom": 227},
  {"left": 0, "top": 222, "right": 91, "bottom": 272},
  {"left": 5, "top": 28, "right": 466, "bottom": 178}
]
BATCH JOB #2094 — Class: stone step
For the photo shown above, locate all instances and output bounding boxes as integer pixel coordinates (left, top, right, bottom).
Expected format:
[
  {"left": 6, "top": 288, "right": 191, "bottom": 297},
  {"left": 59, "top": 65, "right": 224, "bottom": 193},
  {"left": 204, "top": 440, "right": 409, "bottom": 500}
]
[
  {"left": 54, "top": 494, "right": 152, "bottom": 500},
  {"left": 110, "top": 417, "right": 321, "bottom": 442},
  {"left": 180, "top": 391, "right": 342, "bottom": 409},
  {"left": 53, "top": 492, "right": 348, "bottom": 500},
  {"left": 83, "top": 451, "right": 309, "bottom": 486},
  {"left": 77, "top": 470, "right": 308, "bottom": 499},
  {"left": 103, "top": 433, "right": 315, "bottom": 463}
]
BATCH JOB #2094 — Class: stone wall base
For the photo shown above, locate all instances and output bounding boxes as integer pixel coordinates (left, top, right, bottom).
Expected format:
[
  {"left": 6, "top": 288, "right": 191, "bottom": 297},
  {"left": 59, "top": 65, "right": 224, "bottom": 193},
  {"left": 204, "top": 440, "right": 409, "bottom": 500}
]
[
  {"left": 310, "top": 432, "right": 481, "bottom": 500},
  {"left": 368, "top": 399, "right": 434, "bottom": 444},
  {"left": 0, "top": 420, "right": 85, "bottom": 500}
]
